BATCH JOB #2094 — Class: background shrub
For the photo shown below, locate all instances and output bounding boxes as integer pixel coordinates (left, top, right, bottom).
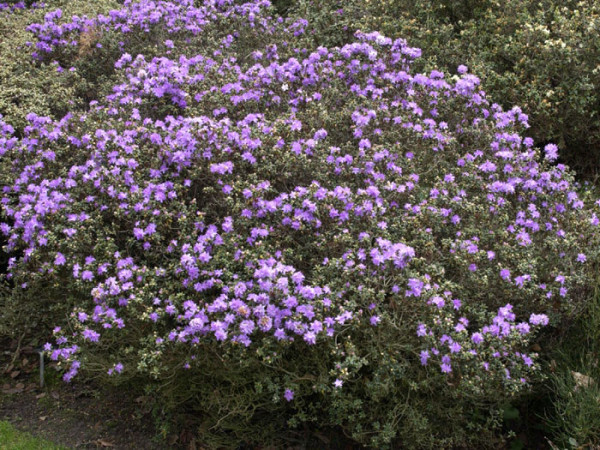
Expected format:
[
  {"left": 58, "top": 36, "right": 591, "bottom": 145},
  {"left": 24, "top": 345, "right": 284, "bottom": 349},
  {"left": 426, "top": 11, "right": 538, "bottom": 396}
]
[{"left": 0, "top": 0, "right": 121, "bottom": 134}]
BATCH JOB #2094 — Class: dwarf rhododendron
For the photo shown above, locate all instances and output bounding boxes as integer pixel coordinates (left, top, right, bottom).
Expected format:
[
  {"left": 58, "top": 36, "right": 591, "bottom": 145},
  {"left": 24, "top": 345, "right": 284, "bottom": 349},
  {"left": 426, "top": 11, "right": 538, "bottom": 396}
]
[{"left": 1, "top": 0, "right": 600, "bottom": 446}]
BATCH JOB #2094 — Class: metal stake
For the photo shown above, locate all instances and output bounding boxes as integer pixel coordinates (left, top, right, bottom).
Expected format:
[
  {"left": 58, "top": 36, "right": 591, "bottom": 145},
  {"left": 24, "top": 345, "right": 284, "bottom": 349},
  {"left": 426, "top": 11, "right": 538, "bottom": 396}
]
[{"left": 38, "top": 350, "right": 44, "bottom": 388}]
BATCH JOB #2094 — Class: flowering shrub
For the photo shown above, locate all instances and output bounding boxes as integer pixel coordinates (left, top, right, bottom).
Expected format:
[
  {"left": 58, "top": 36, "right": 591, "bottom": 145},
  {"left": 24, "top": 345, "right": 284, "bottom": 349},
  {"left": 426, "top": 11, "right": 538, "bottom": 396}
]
[
  {"left": 287, "top": 0, "right": 600, "bottom": 176},
  {"left": 0, "top": 0, "right": 125, "bottom": 339},
  {"left": 1, "top": 0, "right": 600, "bottom": 447}
]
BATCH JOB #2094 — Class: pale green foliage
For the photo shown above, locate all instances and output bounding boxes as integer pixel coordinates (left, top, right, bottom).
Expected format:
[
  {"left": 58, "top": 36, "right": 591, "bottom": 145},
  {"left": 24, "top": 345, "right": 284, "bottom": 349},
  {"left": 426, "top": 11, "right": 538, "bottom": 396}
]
[{"left": 0, "top": 0, "right": 121, "bottom": 131}]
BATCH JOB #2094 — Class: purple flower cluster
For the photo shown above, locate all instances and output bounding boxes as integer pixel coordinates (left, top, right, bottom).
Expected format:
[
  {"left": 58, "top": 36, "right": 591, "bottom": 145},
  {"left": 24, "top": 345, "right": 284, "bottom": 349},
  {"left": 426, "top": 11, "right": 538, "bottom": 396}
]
[
  {"left": 1, "top": 0, "right": 598, "bottom": 393},
  {"left": 0, "top": 2, "right": 45, "bottom": 13},
  {"left": 26, "top": 0, "right": 274, "bottom": 59},
  {"left": 418, "top": 300, "right": 547, "bottom": 384}
]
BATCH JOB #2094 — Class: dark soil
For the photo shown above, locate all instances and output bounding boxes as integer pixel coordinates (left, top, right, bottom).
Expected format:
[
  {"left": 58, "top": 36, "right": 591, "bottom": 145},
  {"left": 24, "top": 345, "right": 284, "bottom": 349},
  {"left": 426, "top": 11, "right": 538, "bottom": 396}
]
[{"left": 0, "top": 337, "right": 171, "bottom": 449}]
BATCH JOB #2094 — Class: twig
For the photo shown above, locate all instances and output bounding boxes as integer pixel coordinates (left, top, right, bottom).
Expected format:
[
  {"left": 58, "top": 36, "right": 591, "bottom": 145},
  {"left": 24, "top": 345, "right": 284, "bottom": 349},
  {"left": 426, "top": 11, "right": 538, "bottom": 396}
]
[{"left": 4, "top": 331, "right": 25, "bottom": 373}]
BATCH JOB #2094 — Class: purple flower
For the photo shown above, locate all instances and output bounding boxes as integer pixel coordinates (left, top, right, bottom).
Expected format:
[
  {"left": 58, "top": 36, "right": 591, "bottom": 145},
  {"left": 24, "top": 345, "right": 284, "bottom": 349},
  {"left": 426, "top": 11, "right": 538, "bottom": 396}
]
[
  {"left": 81, "top": 270, "right": 94, "bottom": 281},
  {"left": 210, "top": 161, "right": 233, "bottom": 175},
  {"left": 108, "top": 362, "right": 124, "bottom": 376},
  {"left": 516, "top": 231, "right": 532, "bottom": 246},
  {"left": 449, "top": 342, "right": 461, "bottom": 353},
  {"left": 430, "top": 296, "right": 445, "bottom": 309},
  {"left": 82, "top": 328, "right": 100, "bottom": 342},
  {"left": 544, "top": 144, "right": 559, "bottom": 162},
  {"left": 529, "top": 314, "right": 549, "bottom": 326},
  {"left": 222, "top": 217, "right": 234, "bottom": 233},
  {"left": 54, "top": 252, "right": 66, "bottom": 266},
  {"left": 284, "top": 389, "right": 294, "bottom": 401},
  {"left": 239, "top": 320, "right": 255, "bottom": 335},
  {"left": 471, "top": 332, "right": 484, "bottom": 345},
  {"left": 303, "top": 331, "right": 317, "bottom": 345},
  {"left": 441, "top": 363, "right": 452, "bottom": 373}
]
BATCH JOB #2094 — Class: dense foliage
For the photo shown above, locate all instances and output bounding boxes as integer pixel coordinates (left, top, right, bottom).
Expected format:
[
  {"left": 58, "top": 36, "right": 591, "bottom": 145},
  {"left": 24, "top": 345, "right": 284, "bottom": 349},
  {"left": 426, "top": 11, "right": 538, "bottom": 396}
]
[
  {"left": 1, "top": 0, "right": 599, "bottom": 447},
  {"left": 284, "top": 0, "right": 600, "bottom": 177},
  {"left": 0, "top": 0, "right": 123, "bottom": 338}
]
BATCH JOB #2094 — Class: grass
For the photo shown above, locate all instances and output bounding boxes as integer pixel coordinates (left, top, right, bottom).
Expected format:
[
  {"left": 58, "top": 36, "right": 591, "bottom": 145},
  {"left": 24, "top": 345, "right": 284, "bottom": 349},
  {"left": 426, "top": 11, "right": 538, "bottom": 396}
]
[
  {"left": 541, "top": 275, "right": 600, "bottom": 448},
  {"left": 0, "top": 420, "right": 67, "bottom": 450}
]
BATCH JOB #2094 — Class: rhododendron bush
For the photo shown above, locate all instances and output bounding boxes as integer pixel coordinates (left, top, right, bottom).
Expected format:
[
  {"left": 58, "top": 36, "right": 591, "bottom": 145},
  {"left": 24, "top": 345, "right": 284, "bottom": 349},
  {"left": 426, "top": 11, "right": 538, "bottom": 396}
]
[
  {"left": 1, "top": 0, "right": 599, "bottom": 447},
  {"left": 285, "top": 0, "right": 600, "bottom": 177}
]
